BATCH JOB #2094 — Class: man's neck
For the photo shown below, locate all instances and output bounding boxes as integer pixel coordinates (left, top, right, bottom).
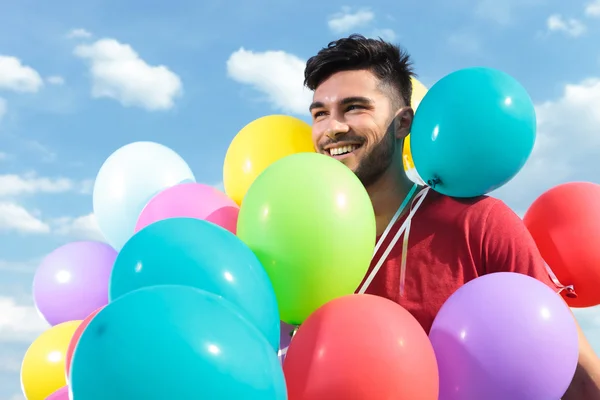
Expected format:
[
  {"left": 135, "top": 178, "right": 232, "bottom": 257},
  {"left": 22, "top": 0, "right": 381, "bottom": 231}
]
[{"left": 366, "top": 167, "right": 417, "bottom": 236}]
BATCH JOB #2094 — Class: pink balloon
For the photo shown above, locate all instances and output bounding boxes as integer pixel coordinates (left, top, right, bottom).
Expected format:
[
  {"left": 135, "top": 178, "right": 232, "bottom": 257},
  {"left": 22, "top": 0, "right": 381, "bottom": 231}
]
[
  {"left": 46, "top": 386, "right": 69, "bottom": 400},
  {"left": 135, "top": 183, "right": 239, "bottom": 234}
]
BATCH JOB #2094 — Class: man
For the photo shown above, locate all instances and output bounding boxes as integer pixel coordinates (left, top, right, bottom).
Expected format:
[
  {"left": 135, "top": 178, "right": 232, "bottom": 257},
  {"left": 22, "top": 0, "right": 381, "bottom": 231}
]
[{"left": 304, "top": 34, "right": 600, "bottom": 399}]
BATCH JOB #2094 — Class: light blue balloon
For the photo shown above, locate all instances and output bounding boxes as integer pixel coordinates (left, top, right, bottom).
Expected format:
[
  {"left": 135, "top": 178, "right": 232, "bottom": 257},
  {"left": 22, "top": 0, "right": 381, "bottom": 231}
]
[
  {"left": 70, "top": 285, "right": 287, "bottom": 400},
  {"left": 410, "top": 67, "right": 536, "bottom": 198},
  {"left": 109, "top": 217, "right": 280, "bottom": 351},
  {"left": 93, "top": 141, "right": 195, "bottom": 250}
]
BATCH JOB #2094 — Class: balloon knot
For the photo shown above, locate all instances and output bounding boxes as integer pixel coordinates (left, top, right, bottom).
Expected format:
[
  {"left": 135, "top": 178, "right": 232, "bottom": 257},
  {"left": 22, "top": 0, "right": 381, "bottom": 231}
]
[
  {"left": 427, "top": 176, "right": 442, "bottom": 188},
  {"left": 562, "top": 285, "right": 578, "bottom": 299}
]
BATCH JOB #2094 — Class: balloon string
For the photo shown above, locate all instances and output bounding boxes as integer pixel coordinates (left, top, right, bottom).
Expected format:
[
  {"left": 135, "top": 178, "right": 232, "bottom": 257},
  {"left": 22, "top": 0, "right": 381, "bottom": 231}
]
[
  {"left": 399, "top": 217, "right": 411, "bottom": 297},
  {"left": 544, "top": 262, "right": 577, "bottom": 298},
  {"left": 358, "top": 187, "right": 429, "bottom": 295},
  {"left": 373, "top": 184, "right": 418, "bottom": 257}
]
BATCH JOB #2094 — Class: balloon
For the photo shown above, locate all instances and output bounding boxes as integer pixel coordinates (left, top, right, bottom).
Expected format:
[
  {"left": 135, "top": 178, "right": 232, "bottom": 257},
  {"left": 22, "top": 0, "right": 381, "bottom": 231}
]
[
  {"left": 411, "top": 67, "right": 536, "bottom": 197},
  {"left": 524, "top": 182, "right": 600, "bottom": 307},
  {"left": 284, "top": 294, "right": 439, "bottom": 400},
  {"left": 21, "top": 320, "right": 81, "bottom": 400},
  {"left": 33, "top": 241, "right": 116, "bottom": 326},
  {"left": 223, "top": 115, "right": 314, "bottom": 205},
  {"left": 93, "top": 141, "right": 195, "bottom": 250},
  {"left": 46, "top": 386, "right": 69, "bottom": 400},
  {"left": 237, "top": 153, "right": 376, "bottom": 324},
  {"left": 110, "top": 217, "right": 280, "bottom": 350},
  {"left": 278, "top": 321, "right": 296, "bottom": 363},
  {"left": 65, "top": 307, "right": 103, "bottom": 377},
  {"left": 135, "top": 183, "right": 239, "bottom": 234},
  {"left": 402, "top": 77, "right": 428, "bottom": 172},
  {"left": 70, "top": 285, "right": 287, "bottom": 400},
  {"left": 429, "top": 272, "right": 578, "bottom": 400}
]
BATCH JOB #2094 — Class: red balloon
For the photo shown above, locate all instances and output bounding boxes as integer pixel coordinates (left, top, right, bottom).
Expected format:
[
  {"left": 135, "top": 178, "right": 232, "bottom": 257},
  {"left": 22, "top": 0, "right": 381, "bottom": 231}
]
[
  {"left": 283, "top": 294, "right": 439, "bottom": 400},
  {"left": 524, "top": 182, "right": 600, "bottom": 307},
  {"left": 65, "top": 307, "right": 103, "bottom": 377}
]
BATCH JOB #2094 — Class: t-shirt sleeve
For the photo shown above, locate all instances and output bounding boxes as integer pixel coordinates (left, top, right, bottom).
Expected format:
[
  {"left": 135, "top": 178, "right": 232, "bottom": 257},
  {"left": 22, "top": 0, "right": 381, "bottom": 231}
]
[{"left": 479, "top": 199, "right": 560, "bottom": 292}]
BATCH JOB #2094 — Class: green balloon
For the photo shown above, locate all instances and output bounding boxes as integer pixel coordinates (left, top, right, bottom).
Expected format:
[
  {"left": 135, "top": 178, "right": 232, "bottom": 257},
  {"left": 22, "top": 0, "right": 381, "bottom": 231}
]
[{"left": 237, "top": 153, "right": 376, "bottom": 324}]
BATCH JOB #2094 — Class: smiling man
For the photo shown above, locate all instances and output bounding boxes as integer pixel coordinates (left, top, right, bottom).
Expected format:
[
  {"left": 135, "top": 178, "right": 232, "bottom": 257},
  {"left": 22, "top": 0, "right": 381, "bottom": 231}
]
[{"left": 304, "top": 34, "right": 600, "bottom": 399}]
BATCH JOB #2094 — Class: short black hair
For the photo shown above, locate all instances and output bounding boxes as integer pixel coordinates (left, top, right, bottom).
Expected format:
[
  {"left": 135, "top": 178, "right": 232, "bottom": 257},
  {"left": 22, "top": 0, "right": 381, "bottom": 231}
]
[{"left": 304, "top": 34, "right": 415, "bottom": 107}]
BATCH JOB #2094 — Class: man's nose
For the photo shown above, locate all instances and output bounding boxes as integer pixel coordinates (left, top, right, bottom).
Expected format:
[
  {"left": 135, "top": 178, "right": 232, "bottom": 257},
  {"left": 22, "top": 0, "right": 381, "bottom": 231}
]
[{"left": 325, "top": 119, "right": 350, "bottom": 139}]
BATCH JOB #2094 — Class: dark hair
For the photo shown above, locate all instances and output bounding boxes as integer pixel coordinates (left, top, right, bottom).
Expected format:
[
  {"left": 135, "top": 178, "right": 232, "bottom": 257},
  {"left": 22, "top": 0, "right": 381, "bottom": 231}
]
[{"left": 304, "top": 34, "right": 415, "bottom": 107}]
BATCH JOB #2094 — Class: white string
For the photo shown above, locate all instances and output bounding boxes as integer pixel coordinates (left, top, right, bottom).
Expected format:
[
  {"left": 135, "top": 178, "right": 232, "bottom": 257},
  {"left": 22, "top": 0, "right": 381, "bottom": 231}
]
[
  {"left": 357, "top": 187, "right": 429, "bottom": 294},
  {"left": 372, "top": 184, "right": 418, "bottom": 257}
]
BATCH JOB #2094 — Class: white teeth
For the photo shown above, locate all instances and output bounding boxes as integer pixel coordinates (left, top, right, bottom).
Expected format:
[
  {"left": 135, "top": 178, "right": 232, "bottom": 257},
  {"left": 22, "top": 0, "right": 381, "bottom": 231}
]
[{"left": 330, "top": 145, "right": 358, "bottom": 156}]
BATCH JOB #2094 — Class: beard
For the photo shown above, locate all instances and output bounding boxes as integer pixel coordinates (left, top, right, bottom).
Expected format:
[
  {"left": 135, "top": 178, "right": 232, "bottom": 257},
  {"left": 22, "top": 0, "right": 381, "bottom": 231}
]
[{"left": 354, "top": 125, "right": 396, "bottom": 188}]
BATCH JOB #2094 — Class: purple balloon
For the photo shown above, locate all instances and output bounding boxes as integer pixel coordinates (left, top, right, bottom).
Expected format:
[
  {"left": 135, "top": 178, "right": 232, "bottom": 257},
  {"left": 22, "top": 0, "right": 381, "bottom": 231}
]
[
  {"left": 429, "top": 272, "right": 578, "bottom": 400},
  {"left": 279, "top": 321, "right": 296, "bottom": 363},
  {"left": 46, "top": 386, "right": 69, "bottom": 400},
  {"left": 33, "top": 241, "right": 117, "bottom": 326}
]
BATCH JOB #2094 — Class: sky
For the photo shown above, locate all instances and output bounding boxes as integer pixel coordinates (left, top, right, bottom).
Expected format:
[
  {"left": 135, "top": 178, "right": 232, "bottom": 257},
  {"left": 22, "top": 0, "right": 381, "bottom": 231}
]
[{"left": 1, "top": 0, "right": 600, "bottom": 398}]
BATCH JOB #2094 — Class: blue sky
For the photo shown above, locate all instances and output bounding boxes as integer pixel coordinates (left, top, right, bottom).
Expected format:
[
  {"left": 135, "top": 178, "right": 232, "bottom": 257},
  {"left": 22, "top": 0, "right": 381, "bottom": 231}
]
[{"left": 2, "top": 0, "right": 600, "bottom": 398}]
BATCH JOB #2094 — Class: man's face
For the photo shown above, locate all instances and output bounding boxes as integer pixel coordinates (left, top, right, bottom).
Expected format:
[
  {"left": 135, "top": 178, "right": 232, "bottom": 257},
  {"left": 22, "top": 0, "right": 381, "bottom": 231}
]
[{"left": 309, "top": 69, "right": 405, "bottom": 187}]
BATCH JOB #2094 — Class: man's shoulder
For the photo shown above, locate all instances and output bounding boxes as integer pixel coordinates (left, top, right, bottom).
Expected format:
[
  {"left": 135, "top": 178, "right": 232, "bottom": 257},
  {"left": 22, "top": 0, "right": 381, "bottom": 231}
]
[{"left": 425, "top": 189, "right": 509, "bottom": 220}]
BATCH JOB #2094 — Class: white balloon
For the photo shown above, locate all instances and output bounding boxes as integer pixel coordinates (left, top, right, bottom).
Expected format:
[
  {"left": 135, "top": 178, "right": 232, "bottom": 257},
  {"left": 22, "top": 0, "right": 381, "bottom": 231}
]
[{"left": 92, "top": 141, "right": 195, "bottom": 250}]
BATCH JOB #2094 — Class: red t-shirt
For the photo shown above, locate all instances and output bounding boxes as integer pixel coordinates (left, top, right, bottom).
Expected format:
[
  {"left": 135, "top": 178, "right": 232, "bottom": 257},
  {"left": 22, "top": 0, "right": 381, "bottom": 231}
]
[{"left": 358, "top": 188, "right": 559, "bottom": 334}]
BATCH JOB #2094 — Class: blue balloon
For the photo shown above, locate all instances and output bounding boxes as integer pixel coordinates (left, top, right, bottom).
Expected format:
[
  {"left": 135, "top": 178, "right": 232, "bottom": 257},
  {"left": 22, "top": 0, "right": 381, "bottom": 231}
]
[
  {"left": 109, "top": 217, "right": 280, "bottom": 351},
  {"left": 410, "top": 67, "right": 536, "bottom": 197},
  {"left": 70, "top": 285, "right": 287, "bottom": 400},
  {"left": 93, "top": 141, "right": 196, "bottom": 250}
]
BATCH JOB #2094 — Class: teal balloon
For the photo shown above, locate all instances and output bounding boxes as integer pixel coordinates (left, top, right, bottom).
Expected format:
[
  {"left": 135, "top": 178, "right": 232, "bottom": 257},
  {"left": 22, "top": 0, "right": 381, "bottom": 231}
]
[
  {"left": 70, "top": 285, "right": 287, "bottom": 400},
  {"left": 109, "top": 218, "right": 280, "bottom": 351},
  {"left": 410, "top": 67, "right": 536, "bottom": 197}
]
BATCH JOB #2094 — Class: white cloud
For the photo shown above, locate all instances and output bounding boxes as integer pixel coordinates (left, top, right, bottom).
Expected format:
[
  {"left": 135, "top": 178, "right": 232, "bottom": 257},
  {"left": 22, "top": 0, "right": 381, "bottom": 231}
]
[
  {"left": 370, "top": 28, "right": 397, "bottom": 41},
  {"left": 475, "top": 0, "right": 543, "bottom": 24},
  {"left": 74, "top": 38, "right": 183, "bottom": 111},
  {"left": 327, "top": 7, "right": 375, "bottom": 34},
  {"left": 547, "top": 14, "right": 586, "bottom": 37},
  {"left": 0, "top": 56, "right": 43, "bottom": 93},
  {"left": 0, "top": 259, "right": 38, "bottom": 273},
  {"left": 492, "top": 77, "right": 600, "bottom": 216},
  {"left": 226, "top": 48, "right": 311, "bottom": 115},
  {"left": 0, "top": 202, "right": 50, "bottom": 234},
  {"left": 0, "top": 97, "right": 6, "bottom": 121},
  {"left": 0, "top": 296, "right": 48, "bottom": 342},
  {"left": 585, "top": 0, "right": 600, "bottom": 17},
  {"left": 53, "top": 212, "right": 105, "bottom": 241},
  {"left": 46, "top": 75, "right": 65, "bottom": 85},
  {"left": 0, "top": 173, "right": 76, "bottom": 197},
  {"left": 67, "top": 28, "right": 92, "bottom": 39},
  {"left": 9, "top": 394, "right": 26, "bottom": 400}
]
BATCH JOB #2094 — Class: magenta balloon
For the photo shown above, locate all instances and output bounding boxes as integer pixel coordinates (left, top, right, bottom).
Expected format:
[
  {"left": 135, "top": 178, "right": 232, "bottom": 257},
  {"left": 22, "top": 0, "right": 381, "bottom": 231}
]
[
  {"left": 45, "top": 385, "right": 69, "bottom": 399},
  {"left": 135, "top": 183, "right": 239, "bottom": 233},
  {"left": 33, "top": 241, "right": 116, "bottom": 326},
  {"left": 429, "top": 272, "right": 578, "bottom": 400}
]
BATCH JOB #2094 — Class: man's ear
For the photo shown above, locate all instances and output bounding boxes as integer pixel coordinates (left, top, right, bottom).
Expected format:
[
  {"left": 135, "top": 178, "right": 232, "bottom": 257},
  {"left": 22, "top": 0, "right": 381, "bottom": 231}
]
[{"left": 393, "top": 106, "right": 414, "bottom": 140}]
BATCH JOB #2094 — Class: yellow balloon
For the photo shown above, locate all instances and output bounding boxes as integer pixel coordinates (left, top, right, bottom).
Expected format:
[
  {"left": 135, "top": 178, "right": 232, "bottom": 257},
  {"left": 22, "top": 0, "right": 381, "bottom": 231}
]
[
  {"left": 21, "top": 320, "right": 81, "bottom": 400},
  {"left": 223, "top": 115, "right": 315, "bottom": 205},
  {"left": 403, "top": 77, "right": 429, "bottom": 172}
]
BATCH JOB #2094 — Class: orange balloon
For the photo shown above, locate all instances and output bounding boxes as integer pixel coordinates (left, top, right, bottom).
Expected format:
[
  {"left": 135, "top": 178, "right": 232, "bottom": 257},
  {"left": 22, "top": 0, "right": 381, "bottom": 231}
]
[
  {"left": 524, "top": 182, "right": 600, "bottom": 307},
  {"left": 283, "top": 294, "right": 439, "bottom": 400}
]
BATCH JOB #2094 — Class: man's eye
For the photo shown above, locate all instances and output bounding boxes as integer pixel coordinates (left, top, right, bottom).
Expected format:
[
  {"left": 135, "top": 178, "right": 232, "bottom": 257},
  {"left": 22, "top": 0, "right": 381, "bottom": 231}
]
[
  {"left": 313, "top": 111, "right": 326, "bottom": 118},
  {"left": 346, "top": 104, "right": 364, "bottom": 111}
]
